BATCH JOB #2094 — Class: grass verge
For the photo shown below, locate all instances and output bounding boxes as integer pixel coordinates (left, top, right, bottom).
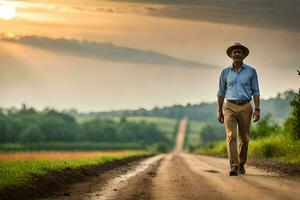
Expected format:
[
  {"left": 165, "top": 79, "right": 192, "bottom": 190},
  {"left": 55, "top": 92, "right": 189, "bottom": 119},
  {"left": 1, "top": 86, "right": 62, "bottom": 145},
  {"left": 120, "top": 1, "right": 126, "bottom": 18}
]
[
  {"left": 196, "top": 133, "right": 300, "bottom": 163},
  {"left": 0, "top": 150, "right": 150, "bottom": 189}
]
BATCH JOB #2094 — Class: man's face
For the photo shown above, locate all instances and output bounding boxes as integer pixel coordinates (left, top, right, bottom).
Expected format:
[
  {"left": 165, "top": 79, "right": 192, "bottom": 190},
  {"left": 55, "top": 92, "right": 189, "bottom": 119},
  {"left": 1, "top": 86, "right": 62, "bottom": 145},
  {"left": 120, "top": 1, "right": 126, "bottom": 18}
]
[{"left": 230, "top": 48, "right": 245, "bottom": 62}]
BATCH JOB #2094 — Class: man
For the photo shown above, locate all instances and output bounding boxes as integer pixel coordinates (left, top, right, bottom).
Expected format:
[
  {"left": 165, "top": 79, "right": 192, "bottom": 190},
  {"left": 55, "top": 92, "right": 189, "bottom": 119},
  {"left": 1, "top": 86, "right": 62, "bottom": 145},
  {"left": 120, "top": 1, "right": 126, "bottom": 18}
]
[{"left": 217, "top": 42, "right": 261, "bottom": 176}]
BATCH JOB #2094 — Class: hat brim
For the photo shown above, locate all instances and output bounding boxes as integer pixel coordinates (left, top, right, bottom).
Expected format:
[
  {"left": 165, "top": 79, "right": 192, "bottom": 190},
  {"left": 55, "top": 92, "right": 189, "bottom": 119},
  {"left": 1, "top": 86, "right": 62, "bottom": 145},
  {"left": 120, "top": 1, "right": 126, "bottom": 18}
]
[{"left": 226, "top": 44, "right": 249, "bottom": 58}]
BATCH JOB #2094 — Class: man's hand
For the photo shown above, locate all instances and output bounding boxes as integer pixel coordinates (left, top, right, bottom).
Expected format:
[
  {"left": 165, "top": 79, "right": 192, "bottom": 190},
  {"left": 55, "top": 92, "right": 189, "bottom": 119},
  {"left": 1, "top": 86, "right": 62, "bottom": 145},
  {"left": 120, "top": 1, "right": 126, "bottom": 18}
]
[
  {"left": 217, "top": 96, "right": 225, "bottom": 124},
  {"left": 217, "top": 110, "right": 224, "bottom": 124},
  {"left": 252, "top": 95, "right": 260, "bottom": 122},
  {"left": 252, "top": 110, "right": 260, "bottom": 122}
]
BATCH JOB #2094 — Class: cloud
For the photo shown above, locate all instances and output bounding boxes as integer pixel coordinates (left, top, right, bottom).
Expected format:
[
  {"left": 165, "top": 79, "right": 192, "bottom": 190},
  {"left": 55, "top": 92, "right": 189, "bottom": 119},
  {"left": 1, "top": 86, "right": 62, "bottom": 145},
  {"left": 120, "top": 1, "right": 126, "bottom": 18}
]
[
  {"left": 1, "top": 34, "right": 216, "bottom": 68},
  {"left": 69, "top": 5, "right": 130, "bottom": 14},
  {"left": 110, "top": 0, "right": 300, "bottom": 32},
  {"left": 9, "top": 0, "right": 300, "bottom": 31}
]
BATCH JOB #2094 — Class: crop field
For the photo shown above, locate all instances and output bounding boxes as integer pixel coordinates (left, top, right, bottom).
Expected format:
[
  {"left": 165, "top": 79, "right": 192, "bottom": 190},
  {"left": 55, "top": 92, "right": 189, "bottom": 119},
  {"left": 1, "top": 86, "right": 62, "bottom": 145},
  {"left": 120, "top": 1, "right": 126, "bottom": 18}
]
[{"left": 0, "top": 150, "right": 148, "bottom": 189}]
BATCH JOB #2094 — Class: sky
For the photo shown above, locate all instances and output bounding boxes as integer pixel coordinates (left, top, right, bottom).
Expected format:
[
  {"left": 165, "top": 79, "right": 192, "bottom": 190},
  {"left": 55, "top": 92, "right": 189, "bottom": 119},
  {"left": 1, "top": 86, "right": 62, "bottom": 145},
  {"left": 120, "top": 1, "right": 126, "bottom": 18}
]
[{"left": 0, "top": 0, "right": 299, "bottom": 112}]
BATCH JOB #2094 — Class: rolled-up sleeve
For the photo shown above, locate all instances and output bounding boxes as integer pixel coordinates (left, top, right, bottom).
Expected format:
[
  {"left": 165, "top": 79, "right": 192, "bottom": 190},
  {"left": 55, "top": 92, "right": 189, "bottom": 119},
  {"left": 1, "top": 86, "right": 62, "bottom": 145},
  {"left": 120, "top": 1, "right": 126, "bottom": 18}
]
[
  {"left": 250, "top": 68, "right": 260, "bottom": 96},
  {"left": 217, "top": 69, "right": 226, "bottom": 97}
]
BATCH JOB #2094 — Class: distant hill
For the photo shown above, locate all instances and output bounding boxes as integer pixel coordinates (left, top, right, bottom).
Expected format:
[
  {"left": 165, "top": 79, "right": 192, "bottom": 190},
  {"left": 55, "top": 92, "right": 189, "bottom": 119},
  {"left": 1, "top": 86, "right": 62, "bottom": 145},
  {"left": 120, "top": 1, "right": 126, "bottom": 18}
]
[{"left": 66, "top": 89, "right": 297, "bottom": 126}]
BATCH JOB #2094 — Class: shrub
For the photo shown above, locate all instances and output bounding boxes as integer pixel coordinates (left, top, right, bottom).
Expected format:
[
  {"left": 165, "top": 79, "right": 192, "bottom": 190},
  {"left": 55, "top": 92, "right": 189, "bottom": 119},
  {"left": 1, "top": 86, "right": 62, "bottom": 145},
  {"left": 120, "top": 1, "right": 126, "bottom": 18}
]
[
  {"left": 250, "top": 113, "right": 281, "bottom": 139},
  {"left": 284, "top": 88, "right": 300, "bottom": 140}
]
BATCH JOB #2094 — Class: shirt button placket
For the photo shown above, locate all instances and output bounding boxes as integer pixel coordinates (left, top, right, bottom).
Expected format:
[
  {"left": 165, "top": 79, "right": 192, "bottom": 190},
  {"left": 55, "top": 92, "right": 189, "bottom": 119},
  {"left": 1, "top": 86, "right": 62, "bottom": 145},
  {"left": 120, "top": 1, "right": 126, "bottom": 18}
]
[{"left": 236, "top": 72, "right": 239, "bottom": 100}]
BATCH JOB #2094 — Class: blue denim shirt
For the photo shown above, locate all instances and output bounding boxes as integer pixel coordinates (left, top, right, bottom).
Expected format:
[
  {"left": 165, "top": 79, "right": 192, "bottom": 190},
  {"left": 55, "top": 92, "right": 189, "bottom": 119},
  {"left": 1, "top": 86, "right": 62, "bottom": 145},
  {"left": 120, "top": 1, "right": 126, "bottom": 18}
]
[{"left": 217, "top": 63, "right": 260, "bottom": 101}]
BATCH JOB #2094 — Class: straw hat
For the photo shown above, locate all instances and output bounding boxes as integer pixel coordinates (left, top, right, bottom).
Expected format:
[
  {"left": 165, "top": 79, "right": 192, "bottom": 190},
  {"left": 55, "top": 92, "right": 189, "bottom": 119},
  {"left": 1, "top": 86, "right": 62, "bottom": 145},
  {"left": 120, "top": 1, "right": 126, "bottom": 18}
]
[{"left": 226, "top": 42, "right": 249, "bottom": 58}]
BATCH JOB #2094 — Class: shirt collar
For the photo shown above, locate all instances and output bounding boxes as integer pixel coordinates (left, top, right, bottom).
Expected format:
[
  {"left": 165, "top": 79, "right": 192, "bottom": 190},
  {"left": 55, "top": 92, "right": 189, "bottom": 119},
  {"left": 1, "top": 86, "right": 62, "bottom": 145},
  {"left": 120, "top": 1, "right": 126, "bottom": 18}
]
[{"left": 230, "top": 63, "right": 245, "bottom": 70}]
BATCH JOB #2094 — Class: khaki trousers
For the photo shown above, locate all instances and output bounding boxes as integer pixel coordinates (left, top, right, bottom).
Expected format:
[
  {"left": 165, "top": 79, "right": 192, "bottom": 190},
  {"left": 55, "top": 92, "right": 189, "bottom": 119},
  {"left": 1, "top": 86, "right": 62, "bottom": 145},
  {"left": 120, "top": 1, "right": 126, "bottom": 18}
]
[{"left": 224, "top": 101, "right": 253, "bottom": 167}]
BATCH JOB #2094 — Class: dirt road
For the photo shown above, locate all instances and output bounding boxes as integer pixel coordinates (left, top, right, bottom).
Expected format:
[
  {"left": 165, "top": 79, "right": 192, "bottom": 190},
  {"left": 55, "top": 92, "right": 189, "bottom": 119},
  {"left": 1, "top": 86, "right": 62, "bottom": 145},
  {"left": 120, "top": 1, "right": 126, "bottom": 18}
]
[{"left": 45, "top": 119, "right": 300, "bottom": 200}]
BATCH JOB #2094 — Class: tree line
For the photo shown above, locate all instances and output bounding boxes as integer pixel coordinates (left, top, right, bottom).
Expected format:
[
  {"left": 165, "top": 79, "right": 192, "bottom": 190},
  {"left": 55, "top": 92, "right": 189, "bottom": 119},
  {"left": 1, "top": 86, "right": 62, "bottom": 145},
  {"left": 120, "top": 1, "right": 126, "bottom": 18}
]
[
  {"left": 68, "top": 90, "right": 297, "bottom": 126},
  {"left": 0, "top": 106, "right": 168, "bottom": 146}
]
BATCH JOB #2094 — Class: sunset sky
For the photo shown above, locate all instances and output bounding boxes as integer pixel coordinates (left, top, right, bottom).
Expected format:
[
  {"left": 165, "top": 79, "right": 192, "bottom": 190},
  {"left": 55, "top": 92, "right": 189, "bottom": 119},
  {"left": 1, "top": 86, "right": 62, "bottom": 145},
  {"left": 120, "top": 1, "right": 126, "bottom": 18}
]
[{"left": 0, "top": 0, "right": 299, "bottom": 112}]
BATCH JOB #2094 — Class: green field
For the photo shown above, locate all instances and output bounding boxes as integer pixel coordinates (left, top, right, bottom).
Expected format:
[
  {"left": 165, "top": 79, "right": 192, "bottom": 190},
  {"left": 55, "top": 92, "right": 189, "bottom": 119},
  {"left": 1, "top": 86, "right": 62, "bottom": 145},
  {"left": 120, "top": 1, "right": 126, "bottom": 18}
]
[
  {"left": 126, "top": 116, "right": 177, "bottom": 133},
  {"left": 0, "top": 150, "right": 149, "bottom": 189},
  {"left": 0, "top": 116, "right": 178, "bottom": 190},
  {"left": 105, "top": 116, "right": 178, "bottom": 144},
  {"left": 99, "top": 116, "right": 177, "bottom": 132},
  {"left": 184, "top": 120, "right": 206, "bottom": 151},
  {"left": 127, "top": 116, "right": 178, "bottom": 141}
]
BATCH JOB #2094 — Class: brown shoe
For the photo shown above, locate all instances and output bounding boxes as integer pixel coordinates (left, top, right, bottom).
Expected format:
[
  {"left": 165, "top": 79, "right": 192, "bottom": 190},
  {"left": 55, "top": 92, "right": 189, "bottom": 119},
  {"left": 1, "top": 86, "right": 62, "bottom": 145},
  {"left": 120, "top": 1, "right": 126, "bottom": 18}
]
[
  {"left": 229, "top": 165, "right": 238, "bottom": 176},
  {"left": 239, "top": 163, "right": 246, "bottom": 174}
]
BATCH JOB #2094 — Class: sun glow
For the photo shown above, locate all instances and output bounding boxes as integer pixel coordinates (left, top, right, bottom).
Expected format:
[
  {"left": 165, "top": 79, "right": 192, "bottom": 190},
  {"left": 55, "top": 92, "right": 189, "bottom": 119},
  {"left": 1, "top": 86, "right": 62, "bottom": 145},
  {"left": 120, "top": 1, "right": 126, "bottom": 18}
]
[{"left": 0, "top": 4, "right": 16, "bottom": 20}]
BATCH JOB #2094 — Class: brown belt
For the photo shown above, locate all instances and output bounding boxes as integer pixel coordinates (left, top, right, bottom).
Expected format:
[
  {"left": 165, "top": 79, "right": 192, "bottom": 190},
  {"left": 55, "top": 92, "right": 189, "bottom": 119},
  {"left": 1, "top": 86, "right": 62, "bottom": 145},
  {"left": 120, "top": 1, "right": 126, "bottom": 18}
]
[{"left": 227, "top": 100, "right": 250, "bottom": 105}]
